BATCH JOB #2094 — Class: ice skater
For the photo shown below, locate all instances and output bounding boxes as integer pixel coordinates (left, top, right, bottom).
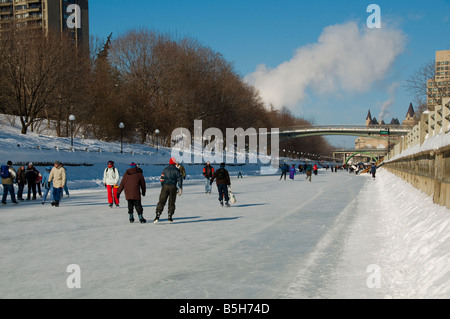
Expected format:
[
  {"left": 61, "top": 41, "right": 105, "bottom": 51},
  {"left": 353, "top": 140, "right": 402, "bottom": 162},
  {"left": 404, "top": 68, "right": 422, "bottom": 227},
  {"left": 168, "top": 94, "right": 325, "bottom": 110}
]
[
  {"left": 103, "top": 160, "right": 120, "bottom": 208},
  {"left": 210, "top": 163, "right": 231, "bottom": 207},
  {"left": 154, "top": 158, "right": 183, "bottom": 223},
  {"left": 371, "top": 164, "right": 377, "bottom": 180},
  {"left": 117, "top": 162, "right": 147, "bottom": 224}
]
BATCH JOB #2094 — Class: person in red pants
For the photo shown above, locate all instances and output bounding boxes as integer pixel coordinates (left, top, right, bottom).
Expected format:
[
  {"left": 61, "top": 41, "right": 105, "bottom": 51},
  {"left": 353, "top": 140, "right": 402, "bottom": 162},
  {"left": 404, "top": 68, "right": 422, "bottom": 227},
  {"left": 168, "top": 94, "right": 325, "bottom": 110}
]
[{"left": 103, "top": 160, "right": 120, "bottom": 208}]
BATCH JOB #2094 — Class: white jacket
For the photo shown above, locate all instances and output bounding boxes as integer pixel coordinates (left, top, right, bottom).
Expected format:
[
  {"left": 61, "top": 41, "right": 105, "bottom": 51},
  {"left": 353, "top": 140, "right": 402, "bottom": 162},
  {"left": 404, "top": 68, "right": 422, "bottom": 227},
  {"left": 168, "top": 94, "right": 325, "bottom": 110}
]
[
  {"left": 49, "top": 166, "right": 66, "bottom": 188},
  {"left": 103, "top": 167, "right": 120, "bottom": 185}
]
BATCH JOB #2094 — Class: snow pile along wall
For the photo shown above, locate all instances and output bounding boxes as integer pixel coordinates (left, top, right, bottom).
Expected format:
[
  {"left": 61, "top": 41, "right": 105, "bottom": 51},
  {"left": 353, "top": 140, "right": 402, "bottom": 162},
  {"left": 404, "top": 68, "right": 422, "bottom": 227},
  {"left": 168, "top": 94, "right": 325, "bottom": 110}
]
[{"left": 375, "top": 170, "right": 450, "bottom": 298}]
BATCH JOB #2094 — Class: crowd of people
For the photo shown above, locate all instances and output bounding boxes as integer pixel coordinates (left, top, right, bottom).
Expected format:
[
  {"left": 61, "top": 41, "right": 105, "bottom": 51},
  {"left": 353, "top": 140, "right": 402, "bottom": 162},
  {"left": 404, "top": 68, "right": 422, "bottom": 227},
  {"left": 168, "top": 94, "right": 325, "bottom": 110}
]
[
  {"left": 2, "top": 158, "right": 377, "bottom": 223},
  {"left": 1, "top": 161, "right": 69, "bottom": 207},
  {"left": 1, "top": 158, "right": 234, "bottom": 225},
  {"left": 279, "top": 163, "right": 319, "bottom": 182}
]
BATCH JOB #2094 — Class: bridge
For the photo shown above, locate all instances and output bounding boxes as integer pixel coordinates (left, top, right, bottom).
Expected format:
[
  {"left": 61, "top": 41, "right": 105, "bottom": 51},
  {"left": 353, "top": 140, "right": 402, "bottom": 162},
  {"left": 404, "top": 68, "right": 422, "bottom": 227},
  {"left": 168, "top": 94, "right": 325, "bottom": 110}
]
[
  {"left": 332, "top": 148, "right": 388, "bottom": 164},
  {"left": 277, "top": 125, "right": 411, "bottom": 141}
]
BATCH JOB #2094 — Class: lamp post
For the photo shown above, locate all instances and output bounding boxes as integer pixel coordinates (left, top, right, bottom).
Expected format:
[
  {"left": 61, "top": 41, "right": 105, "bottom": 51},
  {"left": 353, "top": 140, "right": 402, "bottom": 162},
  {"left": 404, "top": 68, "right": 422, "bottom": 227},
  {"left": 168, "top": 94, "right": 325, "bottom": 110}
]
[
  {"left": 69, "top": 115, "right": 75, "bottom": 148},
  {"left": 119, "top": 122, "right": 125, "bottom": 153},
  {"left": 155, "top": 129, "right": 160, "bottom": 153}
]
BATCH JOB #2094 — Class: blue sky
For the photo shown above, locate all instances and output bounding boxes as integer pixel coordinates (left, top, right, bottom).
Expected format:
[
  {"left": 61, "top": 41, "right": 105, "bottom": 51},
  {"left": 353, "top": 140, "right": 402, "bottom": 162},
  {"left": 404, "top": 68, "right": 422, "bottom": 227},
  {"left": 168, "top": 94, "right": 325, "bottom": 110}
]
[{"left": 89, "top": 0, "right": 450, "bottom": 147}]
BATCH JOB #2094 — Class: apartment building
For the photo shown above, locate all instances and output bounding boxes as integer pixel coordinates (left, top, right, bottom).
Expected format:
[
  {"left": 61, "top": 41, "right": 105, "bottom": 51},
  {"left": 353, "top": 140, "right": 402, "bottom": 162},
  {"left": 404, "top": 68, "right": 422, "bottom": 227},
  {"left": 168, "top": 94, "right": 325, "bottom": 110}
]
[
  {"left": 428, "top": 50, "right": 450, "bottom": 109},
  {"left": 0, "top": 0, "right": 89, "bottom": 51}
]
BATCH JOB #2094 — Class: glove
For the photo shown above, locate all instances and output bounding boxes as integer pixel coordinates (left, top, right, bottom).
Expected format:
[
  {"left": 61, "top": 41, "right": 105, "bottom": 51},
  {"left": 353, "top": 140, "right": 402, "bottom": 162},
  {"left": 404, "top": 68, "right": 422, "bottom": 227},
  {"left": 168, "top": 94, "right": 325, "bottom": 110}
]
[{"left": 178, "top": 189, "right": 183, "bottom": 196}]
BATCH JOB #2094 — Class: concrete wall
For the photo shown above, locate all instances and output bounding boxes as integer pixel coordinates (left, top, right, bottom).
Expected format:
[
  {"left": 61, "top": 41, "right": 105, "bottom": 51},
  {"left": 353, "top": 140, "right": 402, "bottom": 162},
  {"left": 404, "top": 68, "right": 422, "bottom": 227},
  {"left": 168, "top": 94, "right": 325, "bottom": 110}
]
[{"left": 384, "top": 98, "right": 450, "bottom": 209}]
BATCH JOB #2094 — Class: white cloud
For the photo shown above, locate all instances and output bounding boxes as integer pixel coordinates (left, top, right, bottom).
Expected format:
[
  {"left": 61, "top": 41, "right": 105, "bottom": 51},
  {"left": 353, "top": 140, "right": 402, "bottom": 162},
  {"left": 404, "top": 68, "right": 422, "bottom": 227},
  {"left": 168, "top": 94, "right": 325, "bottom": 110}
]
[{"left": 245, "top": 21, "right": 407, "bottom": 109}]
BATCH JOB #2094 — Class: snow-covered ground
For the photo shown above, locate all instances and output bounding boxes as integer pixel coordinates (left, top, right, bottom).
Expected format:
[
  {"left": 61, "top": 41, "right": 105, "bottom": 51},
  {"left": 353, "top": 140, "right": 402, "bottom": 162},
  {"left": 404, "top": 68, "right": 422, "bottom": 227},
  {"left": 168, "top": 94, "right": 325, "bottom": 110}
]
[{"left": 0, "top": 117, "right": 449, "bottom": 299}]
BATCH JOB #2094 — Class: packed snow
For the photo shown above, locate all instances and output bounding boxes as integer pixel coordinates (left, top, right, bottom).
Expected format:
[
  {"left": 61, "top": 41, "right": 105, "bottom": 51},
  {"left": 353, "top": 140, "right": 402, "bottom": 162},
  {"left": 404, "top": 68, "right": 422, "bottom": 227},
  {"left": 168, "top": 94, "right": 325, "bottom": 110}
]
[{"left": 0, "top": 117, "right": 449, "bottom": 299}]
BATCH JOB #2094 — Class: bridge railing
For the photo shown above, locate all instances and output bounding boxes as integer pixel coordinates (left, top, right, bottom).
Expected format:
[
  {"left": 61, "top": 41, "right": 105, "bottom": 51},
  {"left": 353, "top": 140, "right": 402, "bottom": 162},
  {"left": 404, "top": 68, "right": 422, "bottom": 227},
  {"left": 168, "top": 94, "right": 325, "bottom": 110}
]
[
  {"left": 280, "top": 124, "right": 407, "bottom": 132},
  {"left": 389, "top": 98, "right": 450, "bottom": 159}
]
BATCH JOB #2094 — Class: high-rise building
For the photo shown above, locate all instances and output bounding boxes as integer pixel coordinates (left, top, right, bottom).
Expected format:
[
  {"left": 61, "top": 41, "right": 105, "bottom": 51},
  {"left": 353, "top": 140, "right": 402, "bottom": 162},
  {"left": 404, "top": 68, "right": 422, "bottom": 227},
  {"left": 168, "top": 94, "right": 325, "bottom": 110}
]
[
  {"left": 0, "top": 0, "right": 89, "bottom": 51},
  {"left": 427, "top": 50, "right": 450, "bottom": 109}
]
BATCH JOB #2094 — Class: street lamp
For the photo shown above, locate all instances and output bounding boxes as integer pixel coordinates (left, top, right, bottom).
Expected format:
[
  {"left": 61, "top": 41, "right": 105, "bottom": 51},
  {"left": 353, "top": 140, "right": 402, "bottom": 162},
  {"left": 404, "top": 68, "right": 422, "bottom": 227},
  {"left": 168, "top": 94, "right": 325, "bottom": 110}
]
[
  {"left": 155, "top": 129, "right": 160, "bottom": 153},
  {"left": 119, "top": 122, "right": 125, "bottom": 153},
  {"left": 69, "top": 115, "right": 75, "bottom": 148}
]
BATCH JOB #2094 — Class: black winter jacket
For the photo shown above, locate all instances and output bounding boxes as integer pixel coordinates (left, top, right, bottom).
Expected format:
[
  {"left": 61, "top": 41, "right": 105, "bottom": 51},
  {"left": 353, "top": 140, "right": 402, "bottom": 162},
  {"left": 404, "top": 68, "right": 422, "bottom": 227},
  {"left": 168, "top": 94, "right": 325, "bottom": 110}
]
[
  {"left": 160, "top": 164, "right": 183, "bottom": 189},
  {"left": 210, "top": 168, "right": 231, "bottom": 186}
]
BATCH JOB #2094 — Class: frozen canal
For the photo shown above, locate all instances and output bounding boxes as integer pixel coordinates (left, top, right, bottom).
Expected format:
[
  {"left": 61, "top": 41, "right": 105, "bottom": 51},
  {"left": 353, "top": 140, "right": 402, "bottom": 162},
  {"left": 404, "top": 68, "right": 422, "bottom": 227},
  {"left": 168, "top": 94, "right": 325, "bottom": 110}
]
[{"left": 1, "top": 170, "right": 448, "bottom": 299}]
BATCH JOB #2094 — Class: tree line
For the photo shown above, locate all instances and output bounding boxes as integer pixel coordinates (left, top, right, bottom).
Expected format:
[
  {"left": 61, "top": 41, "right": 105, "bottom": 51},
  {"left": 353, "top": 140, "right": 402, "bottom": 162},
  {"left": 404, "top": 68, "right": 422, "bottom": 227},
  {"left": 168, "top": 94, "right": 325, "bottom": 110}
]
[{"left": 0, "top": 27, "right": 335, "bottom": 158}]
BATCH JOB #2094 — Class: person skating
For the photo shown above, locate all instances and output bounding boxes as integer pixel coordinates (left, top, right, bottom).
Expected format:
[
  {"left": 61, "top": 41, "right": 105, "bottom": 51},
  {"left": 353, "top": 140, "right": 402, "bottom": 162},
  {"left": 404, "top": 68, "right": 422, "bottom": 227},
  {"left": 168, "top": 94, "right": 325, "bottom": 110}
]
[
  {"left": 41, "top": 166, "right": 53, "bottom": 205},
  {"left": 1, "top": 161, "right": 18, "bottom": 205},
  {"left": 16, "top": 165, "right": 26, "bottom": 201},
  {"left": 279, "top": 163, "right": 289, "bottom": 181},
  {"left": 289, "top": 165, "right": 296, "bottom": 180},
  {"left": 117, "top": 162, "right": 147, "bottom": 224},
  {"left": 176, "top": 162, "right": 186, "bottom": 180},
  {"left": 61, "top": 165, "right": 69, "bottom": 198},
  {"left": 154, "top": 157, "right": 183, "bottom": 223},
  {"left": 103, "top": 160, "right": 120, "bottom": 208},
  {"left": 48, "top": 161, "right": 66, "bottom": 207},
  {"left": 305, "top": 163, "right": 313, "bottom": 182},
  {"left": 25, "top": 162, "right": 39, "bottom": 200},
  {"left": 203, "top": 161, "right": 214, "bottom": 194},
  {"left": 313, "top": 164, "right": 318, "bottom": 176},
  {"left": 210, "top": 163, "right": 231, "bottom": 207},
  {"left": 371, "top": 164, "right": 377, "bottom": 180}
]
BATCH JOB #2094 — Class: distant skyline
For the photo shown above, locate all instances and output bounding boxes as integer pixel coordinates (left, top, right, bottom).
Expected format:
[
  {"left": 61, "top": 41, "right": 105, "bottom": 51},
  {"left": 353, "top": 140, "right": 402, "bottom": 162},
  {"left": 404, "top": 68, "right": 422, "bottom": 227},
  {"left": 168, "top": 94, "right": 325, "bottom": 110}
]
[{"left": 89, "top": 0, "right": 450, "bottom": 147}]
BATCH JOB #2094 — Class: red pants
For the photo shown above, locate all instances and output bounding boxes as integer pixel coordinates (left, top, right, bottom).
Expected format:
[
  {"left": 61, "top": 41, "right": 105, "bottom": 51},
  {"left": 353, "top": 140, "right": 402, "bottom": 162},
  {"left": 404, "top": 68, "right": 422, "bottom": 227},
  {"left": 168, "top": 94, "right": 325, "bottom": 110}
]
[{"left": 107, "top": 185, "right": 119, "bottom": 205}]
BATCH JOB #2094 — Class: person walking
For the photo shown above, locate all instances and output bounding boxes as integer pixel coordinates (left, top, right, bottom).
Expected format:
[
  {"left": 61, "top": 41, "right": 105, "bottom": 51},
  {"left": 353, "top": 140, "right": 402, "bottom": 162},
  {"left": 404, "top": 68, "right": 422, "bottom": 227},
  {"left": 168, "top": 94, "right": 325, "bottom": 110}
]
[
  {"left": 48, "top": 161, "right": 66, "bottom": 207},
  {"left": 117, "top": 162, "right": 147, "bottom": 224},
  {"left": 154, "top": 157, "right": 183, "bottom": 224},
  {"left": 210, "top": 163, "right": 231, "bottom": 207},
  {"left": 203, "top": 161, "right": 214, "bottom": 194},
  {"left": 25, "top": 162, "right": 39, "bottom": 200},
  {"left": 103, "top": 160, "right": 120, "bottom": 208},
  {"left": 41, "top": 166, "right": 53, "bottom": 205},
  {"left": 16, "top": 165, "right": 26, "bottom": 201},
  {"left": 1, "top": 161, "right": 18, "bottom": 205}
]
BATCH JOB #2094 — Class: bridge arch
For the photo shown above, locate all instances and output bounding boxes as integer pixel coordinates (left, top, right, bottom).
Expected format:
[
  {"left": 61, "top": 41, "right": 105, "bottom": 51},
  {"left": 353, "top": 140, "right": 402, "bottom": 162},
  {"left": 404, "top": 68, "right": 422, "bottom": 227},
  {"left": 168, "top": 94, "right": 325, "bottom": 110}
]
[{"left": 344, "top": 152, "right": 379, "bottom": 165}]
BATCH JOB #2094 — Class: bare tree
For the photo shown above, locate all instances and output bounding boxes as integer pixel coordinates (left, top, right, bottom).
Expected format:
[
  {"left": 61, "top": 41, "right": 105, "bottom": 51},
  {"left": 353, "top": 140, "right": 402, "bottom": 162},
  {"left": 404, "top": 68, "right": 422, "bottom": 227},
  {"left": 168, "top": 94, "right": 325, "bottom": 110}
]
[
  {"left": 0, "top": 27, "right": 88, "bottom": 135},
  {"left": 405, "top": 59, "right": 440, "bottom": 115}
]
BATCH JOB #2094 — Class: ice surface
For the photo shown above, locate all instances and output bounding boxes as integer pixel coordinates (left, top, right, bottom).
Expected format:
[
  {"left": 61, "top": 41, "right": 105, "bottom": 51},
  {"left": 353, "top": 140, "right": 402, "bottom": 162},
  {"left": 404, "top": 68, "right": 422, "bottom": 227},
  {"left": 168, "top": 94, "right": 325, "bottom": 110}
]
[{"left": 0, "top": 116, "right": 449, "bottom": 299}]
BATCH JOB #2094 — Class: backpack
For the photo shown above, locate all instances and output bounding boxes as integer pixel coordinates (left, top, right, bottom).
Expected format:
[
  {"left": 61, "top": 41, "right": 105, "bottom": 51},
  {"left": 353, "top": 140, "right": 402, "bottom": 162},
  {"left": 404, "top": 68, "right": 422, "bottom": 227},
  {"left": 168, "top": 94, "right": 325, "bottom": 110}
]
[
  {"left": 1, "top": 165, "right": 11, "bottom": 179},
  {"left": 215, "top": 168, "right": 226, "bottom": 180}
]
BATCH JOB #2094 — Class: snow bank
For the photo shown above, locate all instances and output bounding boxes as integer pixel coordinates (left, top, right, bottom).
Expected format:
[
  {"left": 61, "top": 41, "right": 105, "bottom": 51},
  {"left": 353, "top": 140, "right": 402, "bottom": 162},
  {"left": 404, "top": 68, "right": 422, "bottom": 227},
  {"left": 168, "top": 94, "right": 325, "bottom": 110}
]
[{"left": 374, "top": 170, "right": 450, "bottom": 298}]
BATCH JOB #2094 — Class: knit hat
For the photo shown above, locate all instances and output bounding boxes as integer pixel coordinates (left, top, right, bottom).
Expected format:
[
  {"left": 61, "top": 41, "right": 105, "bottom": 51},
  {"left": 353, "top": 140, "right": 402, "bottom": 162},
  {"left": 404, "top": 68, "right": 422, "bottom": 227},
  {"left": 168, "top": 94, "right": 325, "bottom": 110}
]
[
  {"left": 54, "top": 161, "right": 62, "bottom": 166},
  {"left": 7, "top": 161, "right": 12, "bottom": 166},
  {"left": 169, "top": 157, "right": 177, "bottom": 165},
  {"left": 220, "top": 162, "right": 226, "bottom": 168},
  {"left": 130, "top": 162, "right": 137, "bottom": 168}
]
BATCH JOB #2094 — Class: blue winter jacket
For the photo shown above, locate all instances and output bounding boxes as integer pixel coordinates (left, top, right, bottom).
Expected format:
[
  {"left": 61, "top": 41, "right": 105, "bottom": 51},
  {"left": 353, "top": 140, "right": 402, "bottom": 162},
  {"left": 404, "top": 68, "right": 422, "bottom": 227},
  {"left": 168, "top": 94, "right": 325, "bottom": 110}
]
[{"left": 41, "top": 170, "right": 52, "bottom": 189}]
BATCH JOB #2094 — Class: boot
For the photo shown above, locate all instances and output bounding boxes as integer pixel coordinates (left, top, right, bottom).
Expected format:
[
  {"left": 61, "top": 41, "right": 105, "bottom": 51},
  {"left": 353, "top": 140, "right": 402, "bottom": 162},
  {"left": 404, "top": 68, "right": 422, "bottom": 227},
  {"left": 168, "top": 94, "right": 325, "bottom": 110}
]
[
  {"left": 138, "top": 214, "right": 146, "bottom": 224},
  {"left": 153, "top": 213, "right": 161, "bottom": 224},
  {"left": 129, "top": 214, "right": 135, "bottom": 223}
]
